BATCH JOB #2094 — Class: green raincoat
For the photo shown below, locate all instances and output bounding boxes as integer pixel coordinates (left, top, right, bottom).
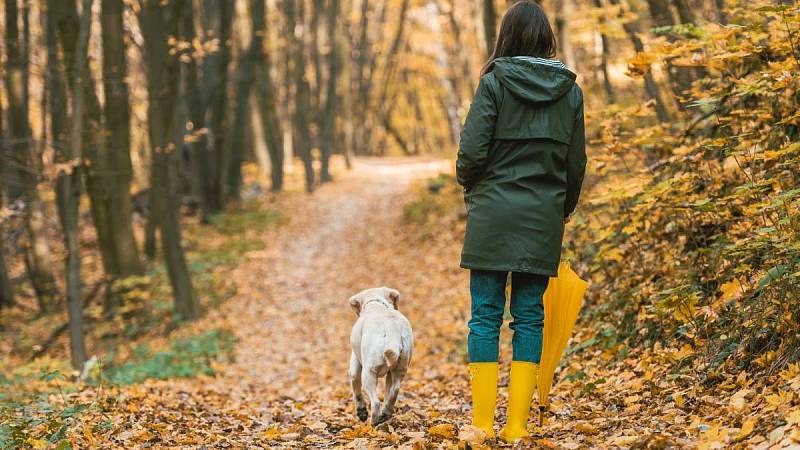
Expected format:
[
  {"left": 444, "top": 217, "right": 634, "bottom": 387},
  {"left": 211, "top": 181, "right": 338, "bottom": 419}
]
[{"left": 457, "top": 56, "right": 586, "bottom": 277}]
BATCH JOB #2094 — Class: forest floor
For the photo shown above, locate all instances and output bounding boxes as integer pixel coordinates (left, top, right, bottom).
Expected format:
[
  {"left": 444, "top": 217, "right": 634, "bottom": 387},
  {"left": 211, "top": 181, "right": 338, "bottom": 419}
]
[{"left": 7, "top": 158, "right": 799, "bottom": 449}]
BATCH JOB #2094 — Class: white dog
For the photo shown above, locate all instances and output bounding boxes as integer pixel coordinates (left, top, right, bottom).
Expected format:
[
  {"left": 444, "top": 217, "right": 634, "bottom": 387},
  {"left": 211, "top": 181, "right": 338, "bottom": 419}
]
[{"left": 348, "top": 287, "right": 414, "bottom": 425}]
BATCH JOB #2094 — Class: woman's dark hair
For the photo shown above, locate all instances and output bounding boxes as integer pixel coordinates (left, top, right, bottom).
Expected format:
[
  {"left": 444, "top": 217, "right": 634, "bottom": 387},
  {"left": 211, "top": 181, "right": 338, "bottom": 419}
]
[{"left": 481, "top": 1, "right": 557, "bottom": 75}]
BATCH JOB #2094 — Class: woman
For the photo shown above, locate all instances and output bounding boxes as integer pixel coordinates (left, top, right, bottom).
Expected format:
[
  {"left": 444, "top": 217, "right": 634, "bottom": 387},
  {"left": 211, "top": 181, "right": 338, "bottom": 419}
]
[{"left": 456, "top": 1, "right": 586, "bottom": 443}]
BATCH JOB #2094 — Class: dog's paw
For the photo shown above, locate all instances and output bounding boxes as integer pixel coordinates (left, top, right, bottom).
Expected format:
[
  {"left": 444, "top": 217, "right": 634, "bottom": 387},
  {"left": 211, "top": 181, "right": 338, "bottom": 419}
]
[
  {"left": 356, "top": 405, "right": 368, "bottom": 422},
  {"left": 372, "top": 412, "right": 391, "bottom": 426}
]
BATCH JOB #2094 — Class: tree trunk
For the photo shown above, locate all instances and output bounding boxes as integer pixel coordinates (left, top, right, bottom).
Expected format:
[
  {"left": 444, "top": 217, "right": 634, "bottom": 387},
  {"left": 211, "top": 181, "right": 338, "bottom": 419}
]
[
  {"left": 53, "top": 0, "right": 129, "bottom": 291},
  {"left": 98, "top": 0, "right": 142, "bottom": 280},
  {"left": 62, "top": 0, "right": 126, "bottom": 285},
  {"left": 372, "top": 0, "right": 411, "bottom": 156},
  {"left": 320, "top": 0, "right": 341, "bottom": 183},
  {"left": 593, "top": 0, "right": 616, "bottom": 103},
  {"left": 144, "top": 189, "right": 158, "bottom": 260},
  {"left": 5, "top": 0, "right": 59, "bottom": 312},
  {"left": 646, "top": 0, "right": 674, "bottom": 27},
  {"left": 201, "top": 0, "right": 235, "bottom": 215},
  {"left": 3, "top": 0, "right": 27, "bottom": 203},
  {"left": 713, "top": 0, "right": 727, "bottom": 24},
  {"left": 253, "top": 47, "right": 285, "bottom": 191},
  {"left": 288, "top": 0, "right": 315, "bottom": 192},
  {"left": 249, "top": 95, "right": 271, "bottom": 180},
  {"left": 483, "top": 0, "right": 497, "bottom": 57},
  {"left": 141, "top": 0, "right": 199, "bottom": 321},
  {"left": 0, "top": 74, "right": 10, "bottom": 310},
  {"left": 179, "top": 0, "right": 211, "bottom": 217},
  {"left": 374, "top": 0, "right": 410, "bottom": 116},
  {"left": 673, "top": 0, "right": 695, "bottom": 23},
  {"left": 249, "top": 0, "right": 283, "bottom": 191},
  {"left": 340, "top": 0, "right": 355, "bottom": 169},
  {"left": 609, "top": 0, "right": 671, "bottom": 122},
  {"left": 226, "top": 0, "right": 266, "bottom": 199},
  {"left": 646, "top": 0, "right": 695, "bottom": 95},
  {"left": 55, "top": 0, "right": 93, "bottom": 370},
  {"left": 354, "top": 2, "right": 389, "bottom": 156},
  {"left": 45, "top": 0, "right": 70, "bottom": 312},
  {"left": 311, "top": 0, "right": 325, "bottom": 149},
  {"left": 553, "top": 0, "right": 576, "bottom": 69},
  {"left": 0, "top": 219, "right": 13, "bottom": 309},
  {"left": 280, "top": 2, "right": 294, "bottom": 178},
  {"left": 352, "top": 0, "right": 379, "bottom": 156}
]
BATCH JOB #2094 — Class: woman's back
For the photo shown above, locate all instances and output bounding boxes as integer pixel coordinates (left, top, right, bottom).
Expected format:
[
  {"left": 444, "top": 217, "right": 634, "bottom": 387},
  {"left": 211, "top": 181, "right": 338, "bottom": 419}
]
[
  {"left": 459, "top": 1, "right": 588, "bottom": 443},
  {"left": 457, "top": 57, "right": 586, "bottom": 277}
]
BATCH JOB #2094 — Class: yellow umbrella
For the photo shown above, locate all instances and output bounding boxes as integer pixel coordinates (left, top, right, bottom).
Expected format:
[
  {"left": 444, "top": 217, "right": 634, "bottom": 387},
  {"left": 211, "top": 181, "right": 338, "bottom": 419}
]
[{"left": 537, "top": 261, "right": 588, "bottom": 425}]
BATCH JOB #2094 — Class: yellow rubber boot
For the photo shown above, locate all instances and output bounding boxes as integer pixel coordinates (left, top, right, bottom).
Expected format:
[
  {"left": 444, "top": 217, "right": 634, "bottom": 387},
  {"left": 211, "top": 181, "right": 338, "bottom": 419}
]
[
  {"left": 499, "top": 361, "right": 539, "bottom": 443},
  {"left": 469, "top": 362, "right": 498, "bottom": 438}
]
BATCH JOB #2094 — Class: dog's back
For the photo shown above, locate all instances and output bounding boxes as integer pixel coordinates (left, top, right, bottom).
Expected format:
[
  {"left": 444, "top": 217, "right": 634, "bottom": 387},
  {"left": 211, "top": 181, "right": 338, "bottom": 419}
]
[
  {"left": 348, "top": 287, "right": 413, "bottom": 425},
  {"left": 354, "top": 308, "right": 412, "bottom": 374}
]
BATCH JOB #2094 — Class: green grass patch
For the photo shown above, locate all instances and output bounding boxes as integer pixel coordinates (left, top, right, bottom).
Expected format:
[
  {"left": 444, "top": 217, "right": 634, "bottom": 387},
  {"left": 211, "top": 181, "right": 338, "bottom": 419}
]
[
  {"left": 0, "top": 330, "right": 235, "bottom": 449},
  {"left": 206, "top": 201, "right": 282, "bottom": 236},
  {"left": 100, "top": 329, "right": 236, "bottom": 385},
  {"left": 0, "top": 368, "right": 85, "bottom": 450}
]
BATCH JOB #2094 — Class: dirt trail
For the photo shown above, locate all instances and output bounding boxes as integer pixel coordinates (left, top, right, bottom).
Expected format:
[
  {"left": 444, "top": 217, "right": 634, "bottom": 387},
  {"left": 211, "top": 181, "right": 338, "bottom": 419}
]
[
  {"left": 111, "top": 158, "right": 473, "bottom": 448},
  {"left": 105, "top": 158, "right": 702, "bottom": 449},
  {"left": 225, "top": 158, "right": 452, "bottom": 397}
]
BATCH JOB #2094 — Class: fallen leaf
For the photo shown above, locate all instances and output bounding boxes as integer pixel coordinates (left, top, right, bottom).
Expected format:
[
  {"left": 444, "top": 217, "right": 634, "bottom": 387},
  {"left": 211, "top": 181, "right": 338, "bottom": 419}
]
[
  {"left": 737, "top": 419, "right": 756, "bottom": 440},
  {"left": 457, "top": 425, "right": 486, "bottom": 444},
  {"left": 428, "top": 423, "right": 456, "bottom": 439}
]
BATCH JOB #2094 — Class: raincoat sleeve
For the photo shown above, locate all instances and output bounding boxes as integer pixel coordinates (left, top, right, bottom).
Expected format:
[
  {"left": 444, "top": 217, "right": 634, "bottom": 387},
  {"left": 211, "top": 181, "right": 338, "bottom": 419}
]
[
  {"left": 564, "top": 99, "right": 587, "bottom": 217},
  {"left": 456, "top": 75, "right": 498, "bottom": 190}
]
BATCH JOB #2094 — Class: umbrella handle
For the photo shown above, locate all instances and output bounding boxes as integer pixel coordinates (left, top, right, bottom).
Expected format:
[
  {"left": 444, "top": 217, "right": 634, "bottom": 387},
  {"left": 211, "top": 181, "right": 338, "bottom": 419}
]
[{"left": 538, "top": 404, "right": 547, "bottom": 426}]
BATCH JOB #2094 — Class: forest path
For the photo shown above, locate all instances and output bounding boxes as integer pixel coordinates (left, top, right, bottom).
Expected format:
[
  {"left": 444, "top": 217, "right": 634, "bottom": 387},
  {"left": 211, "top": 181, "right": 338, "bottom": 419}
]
[
  {"left": 221, "top": 157, "right": 455, "bottom": 411},
  {"left": 111, "top": 158, "right": 476, "bottom": 448},
  {"left": 106, "top": 158, "right": 699, "bottom": 449}
]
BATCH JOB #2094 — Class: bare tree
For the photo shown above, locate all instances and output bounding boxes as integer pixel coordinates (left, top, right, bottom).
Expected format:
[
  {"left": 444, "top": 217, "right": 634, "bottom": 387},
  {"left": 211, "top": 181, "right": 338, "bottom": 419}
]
[
  {"left": 371, "top": 0, "right": 411, "bottom": 156},
  {"left": 593, "top": 0, "right": 616, "bottom": 103},
  {"left": 202, "top": 0, "right": 235, "bottom": 215},
  {"left": 53, "top": 0, "right": 94, "bottom": 369},
  {"left": 320, "top": 0, "right": 342, "bottom": 182},
  {"left": 352, "top": 0, "right": 387, "bottom": 156},
  {"left": 0, "top": 21, "right": 14, "bottom": 312},
  {"left": 252, "top": 0, "right": 285, "bottom": 191},
  {"left": 4, "top": 0, "right": 59, "bottom": 311},
  {"left": 553, "top": 0, "right": 576, "bottom": 69},
  {"left": 483, "top": 0, "right": 497, "bottom": 57},
  {"left": 673, "top": 0, "right": 696, "bottom": 23},
  {"left": 287, "top": 0, "right": 315, "bottom": 192},
  {"left": 141, "top": 0, "right": 199, "bottom": 321},
  {"left": 609, "top": 0, "right": 672, "bottom": 122},
  {"left": 339, "top": 0, "right": 355, "bottom": 168},
  {"left": 0, "top": 211, "right": 13, "bottom": 309},
  {"left": 227, "top": 0, "right": 265, "bottom": 198},
  {"left": 98, "top": 0, "right": 143, "bottom": 279}
]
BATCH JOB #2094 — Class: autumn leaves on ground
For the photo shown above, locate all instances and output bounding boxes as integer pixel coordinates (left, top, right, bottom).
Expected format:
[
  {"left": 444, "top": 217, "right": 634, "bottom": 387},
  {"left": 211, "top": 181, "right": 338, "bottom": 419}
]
[
  {"left": 2, "top": 157, "right": 797, "bottom": 449},
  {"left": 3, "top": 0, "right": 800, "bottom": 448}
]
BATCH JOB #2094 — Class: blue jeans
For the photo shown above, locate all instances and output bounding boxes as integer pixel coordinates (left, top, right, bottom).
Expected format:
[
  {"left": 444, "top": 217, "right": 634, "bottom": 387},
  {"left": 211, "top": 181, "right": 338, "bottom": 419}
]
[{"left": 467, "top": 270, "right": 548, "bottom": 363}]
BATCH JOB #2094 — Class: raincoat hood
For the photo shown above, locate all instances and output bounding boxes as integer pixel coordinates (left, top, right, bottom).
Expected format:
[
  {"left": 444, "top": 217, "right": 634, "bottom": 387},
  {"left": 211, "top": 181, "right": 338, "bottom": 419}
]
[{"left": 491, "top": 56, "right": 576, "bottom": 104}]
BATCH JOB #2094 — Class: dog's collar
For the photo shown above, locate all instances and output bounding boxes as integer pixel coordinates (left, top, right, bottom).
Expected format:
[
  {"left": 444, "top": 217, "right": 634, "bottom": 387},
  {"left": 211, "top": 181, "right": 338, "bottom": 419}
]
[{"left": 363, "top": 298, "right": 392, "bottom": 309}]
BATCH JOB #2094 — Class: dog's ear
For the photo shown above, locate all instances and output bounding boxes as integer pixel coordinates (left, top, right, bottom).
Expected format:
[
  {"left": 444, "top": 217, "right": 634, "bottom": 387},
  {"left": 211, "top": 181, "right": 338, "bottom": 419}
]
[
  {"left": 383, "top": 287, "right": 401, "bottom": 309},
  {"left": 349, "top": 294, "right": 363, "bottom": 316}
]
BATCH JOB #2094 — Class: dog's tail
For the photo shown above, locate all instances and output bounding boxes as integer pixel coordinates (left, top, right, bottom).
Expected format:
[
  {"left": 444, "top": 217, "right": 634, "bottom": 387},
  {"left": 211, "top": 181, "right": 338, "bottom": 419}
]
[{"left": 383, "top": 335, "right": 402, "bottom": 367}]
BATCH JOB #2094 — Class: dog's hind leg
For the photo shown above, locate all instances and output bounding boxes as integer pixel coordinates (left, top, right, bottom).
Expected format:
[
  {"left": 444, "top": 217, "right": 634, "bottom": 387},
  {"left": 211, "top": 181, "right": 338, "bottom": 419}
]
[
  {"left": 362, "top": 369, "right": 382, "bottom": 425},
  {"left": 378, "top": 368, "right": 406, "bottom": 423},
  {"left": 349, "top": 352, "right": 368, "bottom": 421}
]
